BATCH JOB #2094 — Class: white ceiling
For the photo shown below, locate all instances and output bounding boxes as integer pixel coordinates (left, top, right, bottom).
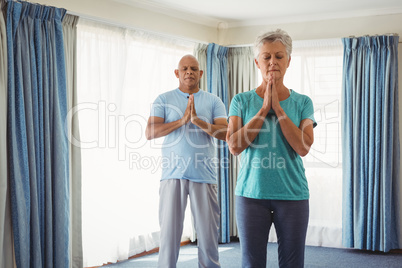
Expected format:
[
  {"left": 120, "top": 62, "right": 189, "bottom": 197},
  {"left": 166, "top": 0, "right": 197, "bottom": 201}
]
[{"left": 115, "top": 0, "right": 402, "bottom": 28}]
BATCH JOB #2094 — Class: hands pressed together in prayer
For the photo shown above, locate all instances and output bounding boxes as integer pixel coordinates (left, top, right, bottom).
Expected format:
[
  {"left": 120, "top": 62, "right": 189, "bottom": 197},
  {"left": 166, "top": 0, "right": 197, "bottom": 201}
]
[
  {"left": 262, "top": 72, "right": 281, "bottom": 114},
  {"left": 181, "top": 94, "right": 200, "bottom": 125},
  {"left": 181, "top": 94, "right": 227, "bottom": 140}
]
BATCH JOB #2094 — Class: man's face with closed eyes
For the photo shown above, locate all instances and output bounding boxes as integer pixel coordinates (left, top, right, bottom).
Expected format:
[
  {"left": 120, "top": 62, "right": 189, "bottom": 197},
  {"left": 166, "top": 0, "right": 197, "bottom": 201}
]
[{"left": 175, "top": 55, "right": 203, "bottom": 92}]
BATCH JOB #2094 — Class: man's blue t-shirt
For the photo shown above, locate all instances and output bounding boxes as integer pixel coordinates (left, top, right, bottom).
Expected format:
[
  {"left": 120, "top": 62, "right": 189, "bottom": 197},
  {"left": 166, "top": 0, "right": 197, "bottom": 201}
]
[
  {"left": 150, "top": 88, "right": 227, "bottom": 184},
  {"left": 228, "top": 89, "right": 316, "bottom": 200}
]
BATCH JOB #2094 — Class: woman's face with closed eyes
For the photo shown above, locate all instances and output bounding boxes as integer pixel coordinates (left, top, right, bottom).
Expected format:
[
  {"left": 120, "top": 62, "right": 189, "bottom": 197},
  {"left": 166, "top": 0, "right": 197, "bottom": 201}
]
[{"left": 255, "top": 41, "right": 291, "bottom": 83}]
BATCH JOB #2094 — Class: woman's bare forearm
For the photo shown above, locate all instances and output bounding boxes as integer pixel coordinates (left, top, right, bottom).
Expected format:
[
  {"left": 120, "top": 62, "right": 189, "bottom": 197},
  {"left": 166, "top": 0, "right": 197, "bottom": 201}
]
[
  {"left": 275, "top": 108, "right": 314, "bottom": 156},
  {"left": 227, "top": 109, "right": 268, "bottom": 155}
]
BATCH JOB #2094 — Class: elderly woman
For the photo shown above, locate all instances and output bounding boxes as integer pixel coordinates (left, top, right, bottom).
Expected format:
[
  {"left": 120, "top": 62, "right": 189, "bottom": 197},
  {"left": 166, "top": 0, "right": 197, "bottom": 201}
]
[{"left": 226, "top": 29, "right": 317, "bottom": 267}]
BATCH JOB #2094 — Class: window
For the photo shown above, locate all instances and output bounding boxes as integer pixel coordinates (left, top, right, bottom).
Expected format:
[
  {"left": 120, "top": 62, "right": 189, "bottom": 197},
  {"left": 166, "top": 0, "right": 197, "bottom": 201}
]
[
  {"left": 76, "top": 19, "right": 194, "bottom": 266},
  {"left": 289, "top": 39, "right": 343, "bottom": 247}
]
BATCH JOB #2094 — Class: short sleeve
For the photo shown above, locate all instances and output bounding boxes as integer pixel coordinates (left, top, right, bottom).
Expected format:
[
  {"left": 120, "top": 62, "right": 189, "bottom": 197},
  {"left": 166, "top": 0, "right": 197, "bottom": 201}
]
[
  {"left": 213, "top": 96, "right": 228, "bottom": 120},
  {"left": 301, "top": 96, "right": 317, "bottom": 128},
  {"left": 150, "top": 95, "right": 165, "bottom": 118},
  {"left": 228, "top": 94, "right": 242, "bottom": 119}
]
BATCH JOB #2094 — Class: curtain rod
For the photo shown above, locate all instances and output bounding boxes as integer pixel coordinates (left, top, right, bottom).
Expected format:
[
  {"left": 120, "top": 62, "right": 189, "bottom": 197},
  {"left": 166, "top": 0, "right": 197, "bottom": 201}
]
[
  {"left": 66, "top": 10, "right": 208, "bottom": 46},
  {"left": 225, "top": 37, "right": 343, "bottom": 48},
  {"left": 345, "top": 34, "right": 402, "bottom": 44},
  {"left": 346, "top": 33, "right": 399, "bottom": 38},
  {"left": 226, "top": 44, "right": 253, "bottom": 48}
]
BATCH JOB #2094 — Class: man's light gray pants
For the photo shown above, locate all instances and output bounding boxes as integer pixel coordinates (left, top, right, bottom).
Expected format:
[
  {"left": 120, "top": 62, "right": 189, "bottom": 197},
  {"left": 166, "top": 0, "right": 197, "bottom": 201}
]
[{"left": 158, "top": 179, "right": 221, "bottom": 268}]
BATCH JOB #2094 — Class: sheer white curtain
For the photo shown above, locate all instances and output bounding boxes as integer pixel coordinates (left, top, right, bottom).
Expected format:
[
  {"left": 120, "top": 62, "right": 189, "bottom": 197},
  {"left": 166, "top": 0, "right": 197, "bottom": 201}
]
[
  {"left": 194, "top": 43, "right": 208, "bottom": 92},
  {"left": 63, "top": 14, "right": 83, "bottom": 268},
  {"left": 262, "top": 39, "right": 344, "bottom": 247},
  {"left": 287, "top": 39, "right": 343, "bottom": 247},
  {"left": 76, "top": 19, "right": 194, "bottom": 267},
  {"left": 0, "top": 1, "right": 14, "bottom": 267}
]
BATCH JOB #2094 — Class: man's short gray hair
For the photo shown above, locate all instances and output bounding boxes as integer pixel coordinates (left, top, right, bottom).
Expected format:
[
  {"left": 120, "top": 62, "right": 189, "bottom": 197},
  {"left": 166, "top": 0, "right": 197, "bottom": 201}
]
[{"left": 253, "top": 29, "right": 292, "bottom": 60}]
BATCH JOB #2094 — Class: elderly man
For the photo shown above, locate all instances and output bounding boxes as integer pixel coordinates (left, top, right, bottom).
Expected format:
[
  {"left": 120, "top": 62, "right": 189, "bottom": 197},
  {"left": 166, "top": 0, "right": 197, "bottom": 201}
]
[{"left": 146, "top": 54, "right": 227, "bottom": 268}]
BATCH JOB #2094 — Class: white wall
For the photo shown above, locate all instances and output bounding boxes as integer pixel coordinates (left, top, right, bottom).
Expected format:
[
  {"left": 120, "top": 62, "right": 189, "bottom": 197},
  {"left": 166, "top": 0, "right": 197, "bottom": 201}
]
[
  {"left": 222, "top": 13, "right": 402, "bottom": 45},
  {"left": 35, "top": 0, "right": 402, "bottom": 46},
  {"left": 34, "top": 0, "right": 218, "bottom": 44}
]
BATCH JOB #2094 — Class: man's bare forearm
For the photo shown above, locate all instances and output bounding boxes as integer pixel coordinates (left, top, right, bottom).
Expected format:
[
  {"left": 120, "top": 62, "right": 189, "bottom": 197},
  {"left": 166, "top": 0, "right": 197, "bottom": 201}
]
[
  {"left": 145, "top": 119, "right": 185, "bottom": 140},
  {"left": 191, "top": 118, "right": 228, "bottom": 141}
]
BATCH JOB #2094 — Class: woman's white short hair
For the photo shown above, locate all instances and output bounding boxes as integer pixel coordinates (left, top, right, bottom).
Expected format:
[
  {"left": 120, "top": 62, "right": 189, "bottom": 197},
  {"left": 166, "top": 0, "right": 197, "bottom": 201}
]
[{"left": 254, "top": 29, "right": 292, "bottom": 60}]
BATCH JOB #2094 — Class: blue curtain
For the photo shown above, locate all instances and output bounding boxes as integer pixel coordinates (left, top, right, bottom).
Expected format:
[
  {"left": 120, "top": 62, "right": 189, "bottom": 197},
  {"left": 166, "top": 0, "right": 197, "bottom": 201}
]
[
  {"left": 207, "top": 43, "right": 230, "bottom": 243},
  {"left": 342, "top": 35, "right": 400, "bottom": 252},
  {"left": 6, "top": 1, "right": 70, "bottom": 267}
]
